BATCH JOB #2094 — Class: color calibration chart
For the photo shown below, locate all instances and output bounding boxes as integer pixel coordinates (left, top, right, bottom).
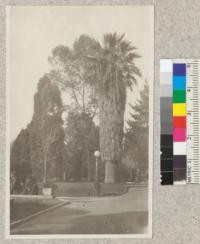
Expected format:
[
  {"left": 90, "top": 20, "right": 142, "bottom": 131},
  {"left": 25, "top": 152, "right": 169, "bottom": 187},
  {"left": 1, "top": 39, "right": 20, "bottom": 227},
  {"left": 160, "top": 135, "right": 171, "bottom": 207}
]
[{"left": 160, "top": 59, "right": 200, "bottom": 185}]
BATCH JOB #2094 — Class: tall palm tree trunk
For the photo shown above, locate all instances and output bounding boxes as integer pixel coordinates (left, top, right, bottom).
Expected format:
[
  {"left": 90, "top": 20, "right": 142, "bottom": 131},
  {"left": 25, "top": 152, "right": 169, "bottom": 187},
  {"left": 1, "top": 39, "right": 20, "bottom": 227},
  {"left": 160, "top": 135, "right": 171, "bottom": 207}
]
[{"left": 99, "top": 92, "right": 124, "bottom": 183}]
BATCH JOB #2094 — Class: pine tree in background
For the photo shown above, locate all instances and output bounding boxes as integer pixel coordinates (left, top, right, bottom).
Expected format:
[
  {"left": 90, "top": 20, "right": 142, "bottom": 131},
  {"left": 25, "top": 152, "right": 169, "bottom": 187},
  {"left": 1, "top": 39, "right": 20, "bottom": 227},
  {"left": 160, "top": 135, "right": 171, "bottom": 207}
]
[
  {"left": 123, "top": 81, "right": 149, "bottom": 182},
  {"left": 127, "top": 80, "right": 149, "bottom": 133}
]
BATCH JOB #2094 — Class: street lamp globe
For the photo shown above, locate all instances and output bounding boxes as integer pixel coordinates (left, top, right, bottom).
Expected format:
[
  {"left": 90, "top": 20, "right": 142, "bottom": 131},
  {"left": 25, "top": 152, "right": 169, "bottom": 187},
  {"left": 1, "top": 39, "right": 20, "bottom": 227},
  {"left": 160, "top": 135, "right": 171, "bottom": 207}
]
[{"left": 94, "top": 150, "right": 100, "bottom": 157}]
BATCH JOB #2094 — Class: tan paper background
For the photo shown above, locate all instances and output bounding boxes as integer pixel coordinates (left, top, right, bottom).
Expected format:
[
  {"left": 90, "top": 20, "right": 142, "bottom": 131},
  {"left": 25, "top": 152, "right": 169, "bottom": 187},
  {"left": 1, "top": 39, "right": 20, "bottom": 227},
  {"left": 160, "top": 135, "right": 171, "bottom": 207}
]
[{"left": 1, "top": 0, "right": 200, "bottom": 243}]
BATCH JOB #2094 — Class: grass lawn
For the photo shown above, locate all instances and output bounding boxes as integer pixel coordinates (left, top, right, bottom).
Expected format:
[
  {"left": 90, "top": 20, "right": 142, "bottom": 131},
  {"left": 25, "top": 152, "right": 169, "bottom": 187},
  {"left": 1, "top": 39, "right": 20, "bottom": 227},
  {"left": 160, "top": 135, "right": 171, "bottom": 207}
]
[
  {"left": 54, "top": 182, "right": 127, "bottom": 197},
  {"left": 10, "top": 198, "right": 60, "bottom": 223}
]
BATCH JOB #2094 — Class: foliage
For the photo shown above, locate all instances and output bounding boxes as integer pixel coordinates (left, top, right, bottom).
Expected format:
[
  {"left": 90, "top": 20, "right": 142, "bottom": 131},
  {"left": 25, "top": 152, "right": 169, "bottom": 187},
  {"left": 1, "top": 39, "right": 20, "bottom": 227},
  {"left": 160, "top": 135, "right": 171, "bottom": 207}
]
[
  {"left": 86, "top": 32, "right": 141, "bottom": 111},
  {"left": 22, "top": 175, "right": 39, "bottom": 195},
  {"left": 123, "top": 81, "right": 149, "bottom": 182},
  {"left": 127, "top": 80, "right": 149, "bottom": 132},
  {"left": 64, "top": 111, "right": 100, "bottom": 181},
  {"left": 88, "top": 33, "right": 141, "bottom": 182},
  {"left": 11, "top": 75, "right": 65, "bottom": 185},
  {"left": 49, "top": 33, "right": 141, "bottom": 183},
  {"left": 10, "top": 128, "right": 32, "bottom": 184},
  {"left": 49, "top": 36, "right": 103, "bottom": 182},
  {"left": 29, "top": 75, "right": 65, "bottom": 182},
  {"left": 11, "top": 33, "right": 142, "bottom": 186},
  {"left": 48, "top": 35, "right": 100, "bottom": 118}
]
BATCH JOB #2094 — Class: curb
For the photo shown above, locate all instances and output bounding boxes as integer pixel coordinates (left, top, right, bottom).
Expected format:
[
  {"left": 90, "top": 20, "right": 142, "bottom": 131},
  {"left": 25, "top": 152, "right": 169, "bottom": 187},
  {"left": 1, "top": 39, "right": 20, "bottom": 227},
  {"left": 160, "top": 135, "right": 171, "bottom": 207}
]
[
  {"left": 11, "top": 194, "right": 52, "bottom": 200},
  {"left": 10, "top": 201, "right": 69, "bottom": 228}
]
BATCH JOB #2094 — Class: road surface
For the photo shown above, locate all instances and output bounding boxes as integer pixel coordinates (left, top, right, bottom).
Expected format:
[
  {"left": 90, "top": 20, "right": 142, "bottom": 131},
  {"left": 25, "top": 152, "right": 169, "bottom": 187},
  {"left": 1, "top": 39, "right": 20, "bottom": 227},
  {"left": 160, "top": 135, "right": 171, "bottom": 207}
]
[{"left": 11, "top": 185, "right": 148, "bottom": 235}]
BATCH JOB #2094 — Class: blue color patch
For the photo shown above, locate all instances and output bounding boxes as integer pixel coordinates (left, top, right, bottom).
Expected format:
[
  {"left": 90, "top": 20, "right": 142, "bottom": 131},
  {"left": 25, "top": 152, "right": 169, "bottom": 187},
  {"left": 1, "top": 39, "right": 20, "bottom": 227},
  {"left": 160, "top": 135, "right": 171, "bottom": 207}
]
[
  {"left": 173, "top": 76, "right": 186, "bottom": 90},
  {"left": 173, "top": 63, "right": 186, "bottom": 76}
]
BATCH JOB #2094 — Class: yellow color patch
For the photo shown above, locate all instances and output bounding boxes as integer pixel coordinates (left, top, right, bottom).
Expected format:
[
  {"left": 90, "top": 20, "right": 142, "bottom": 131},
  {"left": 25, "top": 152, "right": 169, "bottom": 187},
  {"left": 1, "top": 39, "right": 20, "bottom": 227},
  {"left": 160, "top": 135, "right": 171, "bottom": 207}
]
[{"left": 173, "top": 103, "right": 186, "bottom": 116}]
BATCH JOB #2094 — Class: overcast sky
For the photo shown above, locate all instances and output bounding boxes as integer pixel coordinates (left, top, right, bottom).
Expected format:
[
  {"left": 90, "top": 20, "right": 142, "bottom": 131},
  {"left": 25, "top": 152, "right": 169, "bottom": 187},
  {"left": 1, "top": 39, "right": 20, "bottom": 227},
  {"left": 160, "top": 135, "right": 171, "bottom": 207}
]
[{"left": 7, "top": 6, "right": 154, "bottom": 142}]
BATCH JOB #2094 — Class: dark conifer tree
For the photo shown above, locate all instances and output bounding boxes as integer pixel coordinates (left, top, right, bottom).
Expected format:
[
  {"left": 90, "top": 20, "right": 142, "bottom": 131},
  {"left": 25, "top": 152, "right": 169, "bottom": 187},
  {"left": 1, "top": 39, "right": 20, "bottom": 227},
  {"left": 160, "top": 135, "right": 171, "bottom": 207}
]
[
  {"left": 10, "top": 128, "right": 32, "bottom": 183},
  {"left": 11, "top": 75, "right": 65, "bottom": 183},
  {"left": 123, "top": 81, "right": 149, "bottom": 181},
  {"left": 29, "top": 75, "right": 65, "bottom": 182},
  {"left": 127, "top": 81, "right": 149, "bottom": 133}
]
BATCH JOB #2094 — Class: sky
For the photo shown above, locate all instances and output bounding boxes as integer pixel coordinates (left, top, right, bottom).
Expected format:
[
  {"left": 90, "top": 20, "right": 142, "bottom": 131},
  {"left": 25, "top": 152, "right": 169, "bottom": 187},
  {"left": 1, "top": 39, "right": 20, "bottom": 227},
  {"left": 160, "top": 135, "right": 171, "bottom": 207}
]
[{"left": 7, "top": 6, "right": 154, "bottom": 142}]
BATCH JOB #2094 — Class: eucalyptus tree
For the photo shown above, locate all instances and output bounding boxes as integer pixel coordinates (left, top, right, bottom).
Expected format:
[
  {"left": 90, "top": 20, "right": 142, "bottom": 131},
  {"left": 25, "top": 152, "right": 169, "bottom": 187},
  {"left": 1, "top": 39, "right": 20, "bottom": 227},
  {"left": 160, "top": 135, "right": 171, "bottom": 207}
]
[
  {"left": 48, "top": 35, "right": 99, "bottom": 117},
  {"left": 49, "top": 35, "right": 100, "bottom": 181}
]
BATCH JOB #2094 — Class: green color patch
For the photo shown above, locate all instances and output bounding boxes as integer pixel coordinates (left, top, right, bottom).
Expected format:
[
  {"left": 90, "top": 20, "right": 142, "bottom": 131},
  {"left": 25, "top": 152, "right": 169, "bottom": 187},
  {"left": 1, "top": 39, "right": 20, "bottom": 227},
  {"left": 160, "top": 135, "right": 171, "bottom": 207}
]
[{"left": 173, "top": 90, "right": 186, "bottom": 103}]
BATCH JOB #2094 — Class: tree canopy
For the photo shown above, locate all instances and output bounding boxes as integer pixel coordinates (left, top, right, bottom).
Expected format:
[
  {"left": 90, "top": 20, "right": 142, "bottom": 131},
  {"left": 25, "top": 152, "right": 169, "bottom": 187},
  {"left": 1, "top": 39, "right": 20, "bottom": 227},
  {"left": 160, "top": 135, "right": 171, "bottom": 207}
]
[
  {"left": 49, "top": 33, "right": 141, "bottom": 183},
  {"left": 29, "top": 75, "right": 65, "bottom": 182},
  {"left": 123, "top": 81, "right": 149, "bottom": 181},
  {"left": 11, "top": 75, "right": 65, "bottom": 184},
  {"left": 11, "top": 33, "right": 145, "bottom": 185},
  {"left": 10, "top": 128, "right": 32, "bottom": 183},
  {"left": 64, "top": 111, "right": 99, "bottom": 181},
  {"left": 48, "top": 35, "right": 100, "bottom": 117}
]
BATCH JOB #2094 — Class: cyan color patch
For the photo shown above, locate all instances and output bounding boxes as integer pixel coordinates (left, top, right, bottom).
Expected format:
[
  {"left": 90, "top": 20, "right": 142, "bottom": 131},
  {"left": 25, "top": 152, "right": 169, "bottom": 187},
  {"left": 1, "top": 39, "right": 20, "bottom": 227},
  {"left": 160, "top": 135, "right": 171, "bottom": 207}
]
[{"left": 173, "top": 76, "right": 186, "bottom": 90}]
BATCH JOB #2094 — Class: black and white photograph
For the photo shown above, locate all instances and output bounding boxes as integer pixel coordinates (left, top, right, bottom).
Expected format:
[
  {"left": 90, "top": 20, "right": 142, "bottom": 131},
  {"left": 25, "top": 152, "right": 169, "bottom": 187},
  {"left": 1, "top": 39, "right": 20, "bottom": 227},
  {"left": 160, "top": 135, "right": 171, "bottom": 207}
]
[{"left": 6, "top": 5, "right": 154, "bottom": 237}]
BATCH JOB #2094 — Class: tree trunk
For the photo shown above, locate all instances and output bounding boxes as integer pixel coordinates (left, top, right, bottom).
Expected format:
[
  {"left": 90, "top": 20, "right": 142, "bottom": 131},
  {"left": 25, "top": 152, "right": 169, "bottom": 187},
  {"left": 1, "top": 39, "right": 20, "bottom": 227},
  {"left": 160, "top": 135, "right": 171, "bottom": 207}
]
[
  {"left": 105, "top": 160, "right": 116, "bottom": 183},
  {"left": 98, "top": 90, "right": 124, "bottom": 183}
]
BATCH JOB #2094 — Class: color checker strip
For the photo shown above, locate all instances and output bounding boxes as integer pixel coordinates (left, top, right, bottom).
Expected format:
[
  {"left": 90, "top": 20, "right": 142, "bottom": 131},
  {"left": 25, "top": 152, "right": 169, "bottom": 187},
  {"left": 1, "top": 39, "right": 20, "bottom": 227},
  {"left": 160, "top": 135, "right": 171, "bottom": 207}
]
[
  {"left": 173, "top": 63, "right": 187, "bottom": 185},
  {"left": 160, "top": 60, "right": 187, "bottom": 185}
]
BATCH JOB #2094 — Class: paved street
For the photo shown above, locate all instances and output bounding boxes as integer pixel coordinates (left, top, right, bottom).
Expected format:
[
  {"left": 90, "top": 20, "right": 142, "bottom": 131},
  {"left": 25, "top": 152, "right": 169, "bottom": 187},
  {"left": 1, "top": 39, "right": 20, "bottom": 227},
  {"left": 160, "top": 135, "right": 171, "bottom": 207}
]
[{"left": 11, "top": 186, "right": 148, "bottom": 235}]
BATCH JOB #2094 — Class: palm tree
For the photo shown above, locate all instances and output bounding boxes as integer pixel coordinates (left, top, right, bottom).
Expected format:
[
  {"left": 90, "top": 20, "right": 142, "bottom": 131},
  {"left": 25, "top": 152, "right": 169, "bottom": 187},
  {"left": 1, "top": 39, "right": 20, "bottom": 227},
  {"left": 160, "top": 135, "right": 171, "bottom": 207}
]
[{"left": 88, "top": 33, "right": 141, "bottom": 183}]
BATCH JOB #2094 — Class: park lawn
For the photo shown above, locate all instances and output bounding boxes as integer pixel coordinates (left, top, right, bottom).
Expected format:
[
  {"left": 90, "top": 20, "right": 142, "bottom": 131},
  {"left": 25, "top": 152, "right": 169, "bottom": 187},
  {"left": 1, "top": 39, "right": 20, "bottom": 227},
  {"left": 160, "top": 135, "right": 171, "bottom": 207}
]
[
  {"left": 10, "top": 198, "right": 60, "bottom": 223},
  {"left": 54, "top": 182, "right": 127, "bottom": 197}
]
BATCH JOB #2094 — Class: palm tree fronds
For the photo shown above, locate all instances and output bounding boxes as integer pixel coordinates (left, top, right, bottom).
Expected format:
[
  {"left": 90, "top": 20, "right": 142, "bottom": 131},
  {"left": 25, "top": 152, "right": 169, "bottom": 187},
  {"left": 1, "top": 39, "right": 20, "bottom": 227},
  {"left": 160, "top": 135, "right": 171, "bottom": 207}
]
[{"left": 120, "top": 40, "right": 135, "bottom": 53}]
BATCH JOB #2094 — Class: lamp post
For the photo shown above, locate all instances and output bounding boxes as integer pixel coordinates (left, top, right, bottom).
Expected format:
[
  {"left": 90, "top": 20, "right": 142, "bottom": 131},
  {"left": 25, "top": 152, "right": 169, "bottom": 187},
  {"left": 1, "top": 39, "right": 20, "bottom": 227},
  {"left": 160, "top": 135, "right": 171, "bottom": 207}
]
[{"left": 94, "top": 150, "right": 100, "bottom": 181}]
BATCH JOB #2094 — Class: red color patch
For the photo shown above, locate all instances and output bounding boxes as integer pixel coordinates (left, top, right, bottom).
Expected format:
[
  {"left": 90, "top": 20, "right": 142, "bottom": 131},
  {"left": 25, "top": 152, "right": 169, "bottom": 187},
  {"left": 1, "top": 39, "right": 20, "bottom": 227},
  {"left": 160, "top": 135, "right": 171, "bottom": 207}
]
[{"left": 173, "top": 116, "right": 186, "bottom": 128}]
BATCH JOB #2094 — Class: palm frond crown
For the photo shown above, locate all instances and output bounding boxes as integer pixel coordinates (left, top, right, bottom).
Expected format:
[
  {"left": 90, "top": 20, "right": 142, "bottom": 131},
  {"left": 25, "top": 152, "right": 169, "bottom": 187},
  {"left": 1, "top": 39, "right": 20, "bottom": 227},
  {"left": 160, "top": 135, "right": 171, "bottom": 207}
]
[{"left": 98, "top": 33, "right": 141, "bottom": 110}]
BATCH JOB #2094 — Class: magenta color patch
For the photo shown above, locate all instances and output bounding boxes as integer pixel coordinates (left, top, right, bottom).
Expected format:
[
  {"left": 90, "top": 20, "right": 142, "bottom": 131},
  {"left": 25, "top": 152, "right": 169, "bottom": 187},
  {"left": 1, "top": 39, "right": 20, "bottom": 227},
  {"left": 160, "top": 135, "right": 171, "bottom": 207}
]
[{"left": 173, "top": 128, "right": 186, "bottom": 142}]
